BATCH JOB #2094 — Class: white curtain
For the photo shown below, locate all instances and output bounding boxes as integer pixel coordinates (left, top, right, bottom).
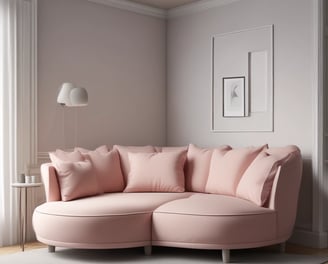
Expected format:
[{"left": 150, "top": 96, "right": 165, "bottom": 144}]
[{"left": 0, "top": 0, "right": 18, "bottom": 246}]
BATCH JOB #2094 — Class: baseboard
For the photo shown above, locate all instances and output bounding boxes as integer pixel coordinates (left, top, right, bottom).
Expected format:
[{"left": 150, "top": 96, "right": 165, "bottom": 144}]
[{"left": 289, "top": 228, "right": 328, "bottom": 248}]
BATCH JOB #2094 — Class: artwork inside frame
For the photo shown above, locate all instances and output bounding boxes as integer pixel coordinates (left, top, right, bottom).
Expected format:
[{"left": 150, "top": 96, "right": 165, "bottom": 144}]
[{"left": 222, "top": 76, "right": 246, "bottom": 117}]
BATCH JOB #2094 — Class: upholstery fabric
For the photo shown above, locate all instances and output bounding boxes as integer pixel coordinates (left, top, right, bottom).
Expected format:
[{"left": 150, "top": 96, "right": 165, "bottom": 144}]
[
  {"left": 113, "top": 145, "right": 155, "bottom": 182},
  {"left": 35, "top": 192, "right": 192, "bottom": 216},
  {"left": 124, "top": 151, "right": 186, "bottom": 192},
  {"left": 53, "top": 159, "right": 102, "bottom": 201},
  {"left": 35, "top": 144, "right": 302, "bottom": 254},
  {"left": 185, "top": 144, "right": 230, "bottom": 193},
  {"left": 154, "top": 193, "right": 273, "bottom": 216},
  {"left": 81, "top": 149, "right": 125, "bottom": 193},
  {"left": 266, "top": 145, "right": 300, "bottom": 157},
  {"left": 75, "top": 145, "right": 109, "bottom": 154},
  {"left": 33, "top": 192, "right": 192, "bottom": 248},
  {"left": 265, "top": 146, "right": 302, "bottom": 239},
  {"left": 49, "top": 149, "right": 84, "bottom": 163},
  {"left": 152, "top": 193, "right": 276, "bottom": 249},
  {"left": 205, "top": 145, "right": 267, "bottom": 196},
  {"left": 40, "top": 163, "right": 61, "bottom": 202},
  {"left": 236, "top": 150, "right": 290, "bottom": 206},
  {"left": 155, "top": 146, "right": 188, "bottom": 153}
]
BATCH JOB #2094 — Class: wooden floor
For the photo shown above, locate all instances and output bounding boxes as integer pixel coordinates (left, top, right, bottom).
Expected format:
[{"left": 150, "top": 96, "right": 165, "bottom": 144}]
[
  {"left": 0, "top": 241, "right": 328, "bottom": 257},
  {"left": 0, "top": 241, "right": 46, "bottom": 255},
  {"left": 286, "top": 243, "right": 328, "bottom": 257}
]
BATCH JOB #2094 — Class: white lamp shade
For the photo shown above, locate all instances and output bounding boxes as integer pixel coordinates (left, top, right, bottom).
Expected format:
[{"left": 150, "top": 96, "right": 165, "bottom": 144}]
[
  {"left": 70, "top": 87, "right": 88, "bottom": 106},
  {"left": 57, "top": 83, "right": 74, "bottom": 106},
  {"left": 57, "top": 83, "right": 88, "bottom": 107}
]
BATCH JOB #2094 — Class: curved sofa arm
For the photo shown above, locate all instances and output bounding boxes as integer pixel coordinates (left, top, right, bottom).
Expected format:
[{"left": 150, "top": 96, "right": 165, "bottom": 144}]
[
  {"left": 41, "top": 163, "right": 61, "bottom": 202},
  {"left": 267, "top": 147, "right": 302, "bottom": 240}
]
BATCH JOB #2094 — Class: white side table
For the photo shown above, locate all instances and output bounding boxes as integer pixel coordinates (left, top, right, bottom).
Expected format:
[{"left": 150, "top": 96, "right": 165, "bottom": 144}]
[{"left": 11, "top": 183, "right": 43, "bottom": 251}]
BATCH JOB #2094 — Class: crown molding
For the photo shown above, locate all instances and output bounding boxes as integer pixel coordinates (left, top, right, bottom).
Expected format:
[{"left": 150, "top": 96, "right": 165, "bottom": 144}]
[
  {"left": 88, "top": 0, "right": 240, "bottom": 19},
  {"left": 88, "top": 0, "right": 167, "bottom": 19},
  {"left": 168, "top": 0, "right": 240, "bottom": 18}
]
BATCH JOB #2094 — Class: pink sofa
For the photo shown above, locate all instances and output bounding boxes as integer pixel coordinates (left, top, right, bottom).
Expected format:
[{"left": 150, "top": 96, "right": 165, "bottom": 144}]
[{"left": 33, "top": 144, "right": 302, "bottom": 263}]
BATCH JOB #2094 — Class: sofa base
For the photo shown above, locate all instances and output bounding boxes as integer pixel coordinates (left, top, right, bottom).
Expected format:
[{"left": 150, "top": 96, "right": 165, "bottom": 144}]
[
  {"left": 37, "top": 235, "right": 151, "bottom": 250},
  {"left": 46, "top": 244, "right": 153, "bottom": 257},
  {"left": 152, "top": 236, "right": 289, "bottom": 250},
  {"left": 44, "top": 242, "right": 287, "bottom": 263},
  {"left": 152, "top": 239, "right": 289, "bottom": 263}
]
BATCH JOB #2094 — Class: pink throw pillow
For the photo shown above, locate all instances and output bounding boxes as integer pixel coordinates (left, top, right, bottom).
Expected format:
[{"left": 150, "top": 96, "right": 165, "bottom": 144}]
[
  {"left": 75, "top": 145, "right": 109, "bottom": 154},
  {"left": 236, "top": 146, "right": 299, "bottom": 206},
  {"left": 205, "top": 145, "right": 267, "bottom": 196},
  {"left": 49, "top": 149, "right": 84, "bottom": 163},
  {"left": 82, "top": 149, "right": 125, "bottom": 193},
  {"left": 113, "top": 145, "right": 155, "bottom": 181},
  {"left": 53, "top": 159, "right": 102, "bottom": 201},
  {"left": 185, "top": 144, "right": 231, "bottom": 192},
  {"left": 155, "top": 146, "right": 188, "bottom": 152},
  {"left": 124, "top": 150, "right": 187, "bottom": 193}
]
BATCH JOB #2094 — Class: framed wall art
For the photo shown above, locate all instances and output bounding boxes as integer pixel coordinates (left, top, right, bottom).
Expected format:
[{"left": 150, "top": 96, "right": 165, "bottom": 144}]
[{"left": 211, "top": 25, "right": 273, "bottom": 132}]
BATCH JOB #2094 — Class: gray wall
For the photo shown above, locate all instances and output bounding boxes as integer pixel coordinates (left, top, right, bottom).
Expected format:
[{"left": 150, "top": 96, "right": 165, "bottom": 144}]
[
  {"left": 38, "top": 0, "right": 167, "bottom": 152},
  {"left": 166, "top": 0, "right": 315, "bottom": 231}
]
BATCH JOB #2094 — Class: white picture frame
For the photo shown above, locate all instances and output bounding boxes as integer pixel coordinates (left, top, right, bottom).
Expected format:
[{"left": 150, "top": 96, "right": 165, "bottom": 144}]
[
  {"left": 211, "top": 25, "right": 273, "bottom": 132},
  {"left": 222, "top": 77, "right": 245, "bottom": 117}
]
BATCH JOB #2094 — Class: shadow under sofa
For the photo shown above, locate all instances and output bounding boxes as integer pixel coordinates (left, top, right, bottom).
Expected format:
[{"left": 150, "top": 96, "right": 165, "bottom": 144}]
[{"left": 32, "top": 144, "right": 302, "bottom": 263}]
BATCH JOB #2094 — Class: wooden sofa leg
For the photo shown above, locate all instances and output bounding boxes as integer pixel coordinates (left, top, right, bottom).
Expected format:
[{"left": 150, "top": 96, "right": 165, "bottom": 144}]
[
  {"left": 279, "top": 242, "right": 286, "bottom": 253},
  {"left": 48, "top": 245, "right": 55, "bottom": 253},
  {"left": 222, "top": 249, "right": 230, "bottom": 263},
  {"left": 144, "top": 245, "right": 152, "bottom": 256}
]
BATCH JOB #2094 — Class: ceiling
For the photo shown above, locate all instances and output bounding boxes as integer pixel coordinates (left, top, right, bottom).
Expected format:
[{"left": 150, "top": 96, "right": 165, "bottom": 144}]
[{"left": 128, "top": 0, "right": 201, "bottom": 10}]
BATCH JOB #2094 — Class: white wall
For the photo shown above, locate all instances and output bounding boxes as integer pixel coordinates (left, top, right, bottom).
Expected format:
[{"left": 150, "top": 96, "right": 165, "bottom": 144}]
[
  {"left": 38, "top": 0, "right": 166, "bottom": 154},
  {"left": 167, "top": 0, "right": 315, "bottom": 237}
]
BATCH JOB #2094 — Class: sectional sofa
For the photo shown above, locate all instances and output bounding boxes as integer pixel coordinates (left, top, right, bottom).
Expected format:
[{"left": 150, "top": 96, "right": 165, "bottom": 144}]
[{"left": 33, "top": 144, "right": 302, "bottom": 263}]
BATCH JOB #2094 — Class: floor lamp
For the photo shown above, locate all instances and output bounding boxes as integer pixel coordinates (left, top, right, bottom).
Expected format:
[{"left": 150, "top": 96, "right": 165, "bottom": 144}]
[{"left": 57, "top": 82, "right": 88, "bottom": 148}]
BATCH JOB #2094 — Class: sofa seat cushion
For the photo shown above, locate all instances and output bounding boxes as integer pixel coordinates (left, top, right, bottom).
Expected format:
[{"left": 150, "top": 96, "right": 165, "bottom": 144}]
[
  {"left": 152, "top": 193, "right": 277, "bottom": 249},
  {"left": 33, "top": 192, "right": 191, "bottom": 248}
]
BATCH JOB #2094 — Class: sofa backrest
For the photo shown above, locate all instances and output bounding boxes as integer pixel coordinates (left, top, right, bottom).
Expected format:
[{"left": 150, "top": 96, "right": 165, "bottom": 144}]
[
  {"left": 41, "top": 163, "right": 61, "bottom": 202},
  {"left": 266, "top": 146, "right": 302, "bottom": 239},
  {"left": 41, "top": 143, "right": 302, "bottom": 223}
]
